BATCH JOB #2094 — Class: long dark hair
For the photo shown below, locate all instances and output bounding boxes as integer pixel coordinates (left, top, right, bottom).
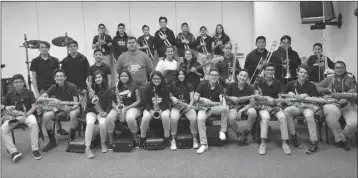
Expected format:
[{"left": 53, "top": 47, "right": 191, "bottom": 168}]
[
  {"left": 174, "top": 69, "right": 189, "bottom": 86},
  {"left": 92, "top": 70, "right": 108, "bottom": 92},
  {"left": 215, "top": 24, "right": 227, "bottom": 37},
  {"left": 117, "top": 70, "right": 135, "bottom": 90},
  {"left": 183, "top": 49, "right": 197, "bottom": 64},
  {"left": 162, "top": 46, "right": 176, "bottom": 61},
  {"left": 149, "top": 71, "right": 167, "bottom": 92}
]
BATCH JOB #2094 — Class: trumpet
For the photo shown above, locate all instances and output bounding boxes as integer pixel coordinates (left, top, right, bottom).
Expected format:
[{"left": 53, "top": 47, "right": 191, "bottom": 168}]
[
  {"left": 152, "top": 87, "right": 162, "bottom": 119},
  {"left": 228, "top": 43, "right": 239, "bottom": 82},
  {"left": 181, "top": 33, "right": 190, "bottom": 50},
  {"left": 143, "top": 38, "right": 154, "bottom": 59},
  {"left": 283, "top": 39, "right": 291, "bottom": 79},
  {"left": 159, "top": 31, "right": 172, "bottom": 46},
  {"left": 250, "top": 41, "right": 277, "bottom": 84},
  {"left": 200, "top": 38, "right": 209, "bottom": 55}
]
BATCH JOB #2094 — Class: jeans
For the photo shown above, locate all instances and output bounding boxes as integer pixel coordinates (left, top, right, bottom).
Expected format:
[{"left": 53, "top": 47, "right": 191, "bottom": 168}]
[
  {"left": 42, "top": 108, "right": 80, "bottom": 131},
  {"left": 284, "top": 106, "right": 318, "bottom": 142},
  {"left": 2, "top": 115, "right": 39, "bottom": 154},
  {"left": 140, "top": 109, "right": 171, "bottom": 138},
  {"left": 170, "top": 108, "right": 198, "bottom": 136},
  {"left": 259, "top": 109, "right": 289, "bottom": 140},
  {"left": 323, "top": 102, "right": 358, "bottom": 142}
]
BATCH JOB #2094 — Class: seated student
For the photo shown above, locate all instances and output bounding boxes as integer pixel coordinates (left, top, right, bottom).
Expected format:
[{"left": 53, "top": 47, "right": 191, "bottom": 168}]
[
  {"left": 140, "top": 71, "right": 171, "bottom": 148},
  {"left": 37, "top": 69, "right": 81, "bottom": 152},
  {"left": 215, "top": 42, "right": 241, "bottom": 88},
  {"left": 317, "top": 61, "right": 357, "bottom": 151},
  {"left": 88, "top": 49, "right": 112, "bottom": 87},
  {"left": 84, "top": 70, "right": 113, "bottom": 159},
  {"left": 1, "top": 74, "right": 42, "bottom": 163},
  {"left": 107, "top": 70, "right": 142, "bottom": 148},
  {"left": 226, "top": 69, "right": 257, "bottom": 145},
  {"left": 254, "top": 63, "right": 291, "bottom": 155},
  {"left": 283, "top": 64, "right": 321, "bottom": 154},
  {"left": 169, "top": 69, "right": 199, "bottom": 150},
  {"left": 194, "top": 68, "right": 229, "bottom": 154},
  {"left": 178, "top": 49, "right": 204, "bottom": 90}
]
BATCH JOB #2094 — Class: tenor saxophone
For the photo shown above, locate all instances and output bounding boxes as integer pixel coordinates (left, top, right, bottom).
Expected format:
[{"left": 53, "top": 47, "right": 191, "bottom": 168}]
[
  {"left": 195, "top": 97, "right": 221, "bottom": 113},
  {"left": 37, "top": 100, "right": 79, "bottom": 113},
  {"left": 171, "top": 96, "right": 191, "bottom": 114},
  {"left": 152, "top": 87, "right": 162, "bottom": 119}
]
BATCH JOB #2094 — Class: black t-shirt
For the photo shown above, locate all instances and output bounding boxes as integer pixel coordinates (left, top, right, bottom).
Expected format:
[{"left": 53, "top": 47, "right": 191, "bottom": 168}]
[
  {"left": 226, "top": 82, "right": 254, "bottom": 105},
  {"left": 285, "top": 80, "right": 320, "bottom": 97},
  {"left": 306, "top": 55, "right": 335, "bottom": 82},
  {"left": 45, "top": 81, "right": 79, "bottom": 101},
  {"left": 3, "top": 88, "right": 36, "bottom": 111},
  {"left": 170, "top": 81, "right": 194, "bottom": 104},
  {"left": 92, "top": 34, "right": 112, "bottom": 56},
  {"left": 88, "top": 63, "right": 111, "bottom": 82},
  {"left": 30, "top": 55, "right": 60, "bottom": 90},
  {"left": 178, "top": 61, "right": 204, "bottom": 90},
  {"left": 254, "top": 77, "right": 282, "bottom": 98},
  {"left": 196, "top": 80, "right": 224, "bottom": 102},
  {"left": 213, "top": 34, "right": 230, "bottom": 55},
  {"left": 86, "top": 87, "right": 112, "bottom": 114},
  {"left": 112, "top": 83, "right": 137, "bottom": 106}
]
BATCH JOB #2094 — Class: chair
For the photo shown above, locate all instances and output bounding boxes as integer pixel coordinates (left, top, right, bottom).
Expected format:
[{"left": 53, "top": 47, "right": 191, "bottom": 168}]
[{"left": 8, "top": 113, "right": 45, "bottom": 144}]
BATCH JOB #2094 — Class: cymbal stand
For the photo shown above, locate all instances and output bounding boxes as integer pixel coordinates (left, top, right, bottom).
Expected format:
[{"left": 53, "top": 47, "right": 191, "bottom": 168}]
[{"left": 19, "top": 34, "right": 32, "bottom": 91}]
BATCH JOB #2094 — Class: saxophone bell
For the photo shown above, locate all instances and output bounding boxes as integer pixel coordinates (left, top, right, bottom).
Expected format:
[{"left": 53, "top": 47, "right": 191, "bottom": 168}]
[
  {"left": 91, "top": 97, "right": 99, "bottom": 104},
  {"left": 152, "top": 111, "right": 161, "bottom": 119},
  {"left": 117, "top": 104, "right": 124, "bottom": 110}
]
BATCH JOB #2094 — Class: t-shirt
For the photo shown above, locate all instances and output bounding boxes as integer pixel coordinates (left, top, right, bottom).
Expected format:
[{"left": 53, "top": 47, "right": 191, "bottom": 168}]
[
  {"left": 285, "top": 80, "right": 320, "bottom": 97},
  {"left": 3, "top": 88, "right": 36, "bottom": 111},
  {"left": 88, "top": 63, "right": 111, "bottom": 82},
  {"left": 196, "top": 80, "right": 224, "bottom": 102},
  {"left": 254, "top": 77, "right": 282, "bottom": 98},
  {"left": 170, "top": 81, "right": 194, "bottom": 104},
  {"left": 30, "top": 55, "right": 60, "bottom": 90},
  {"left": 45, "top": 81, "right": 79, "bottom": 101},
  {"left": 155, "top": 58, "right": 178, "bottom": 74},
  {"left": 112, "top": 83, "right": 137, "bottom": 106}
]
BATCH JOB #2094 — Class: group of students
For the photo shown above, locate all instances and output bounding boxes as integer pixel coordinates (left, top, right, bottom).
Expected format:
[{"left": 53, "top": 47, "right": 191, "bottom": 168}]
[{"left": 1, "top": 16, "right": 357, "bottom": 163}]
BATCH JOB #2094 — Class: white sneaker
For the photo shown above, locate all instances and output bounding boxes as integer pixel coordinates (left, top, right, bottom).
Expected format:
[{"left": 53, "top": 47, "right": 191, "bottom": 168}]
[
  {"left": 219, "top": 131, "right": 226, "bottom": 141},
  {"left": 259, "top": 143, "right": 266, "bottom": 155},
  {"left": 196, "top": 145, "right": 208, "bottom": 154},
  {"left": 282, "top": 143, "right": 292, "bottom": 155},
  {"left": 193, "top": 138, "right": 199, "bottom": 149},
  {"left": 170, "top": 139, "right": 177, "bottom": 151}
]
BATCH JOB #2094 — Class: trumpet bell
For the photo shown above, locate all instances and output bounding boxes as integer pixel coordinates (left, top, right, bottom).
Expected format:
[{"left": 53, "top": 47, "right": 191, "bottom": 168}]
[{"left": 284, "top": 74, "right": 292, "bottom": 79}]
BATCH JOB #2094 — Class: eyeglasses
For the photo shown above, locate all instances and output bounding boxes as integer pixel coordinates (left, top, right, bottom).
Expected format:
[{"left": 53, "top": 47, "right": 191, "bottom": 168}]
[
  {"left": 13, "top": 81, "right": 24, "bottom": 84},
  {"left": 210, "top": 74, "right": 219, "bottom": 77},
  {"left": 152, "top": 78, "right": 162, "bottom": 81}
]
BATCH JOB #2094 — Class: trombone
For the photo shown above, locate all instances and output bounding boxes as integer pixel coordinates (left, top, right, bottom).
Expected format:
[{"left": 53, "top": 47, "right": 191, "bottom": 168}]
[
  {"left": 181, "top": 34, "right": 190, "bottom": 50},
  {"left": 159, "top": 31, "right": 172, "bottom": 46},
  {"left": 143, "top": 38, "right": 154, "bottom": 60},
  {"left": 283, "top": 39, "right": 292, "bottom": 79},
  {"left": 249, "top": 41, "right": 277, "bottom": 84}
]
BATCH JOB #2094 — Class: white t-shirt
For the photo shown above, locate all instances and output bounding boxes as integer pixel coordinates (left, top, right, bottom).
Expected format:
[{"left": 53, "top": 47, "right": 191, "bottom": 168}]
[{"left": 155, "top": 58, "right": 178, "bottom": 74}]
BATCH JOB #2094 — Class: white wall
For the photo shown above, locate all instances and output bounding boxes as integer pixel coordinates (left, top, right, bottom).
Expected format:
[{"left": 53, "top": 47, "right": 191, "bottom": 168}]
[
  {"left": 1, "top": 1, "right": 356, "bottom": 81},
  {"left": 1, "top": 1, "right": 254, "bottom": 80},
  {"left": 254, "top": 1, "right": 357, "bottom": 76}
]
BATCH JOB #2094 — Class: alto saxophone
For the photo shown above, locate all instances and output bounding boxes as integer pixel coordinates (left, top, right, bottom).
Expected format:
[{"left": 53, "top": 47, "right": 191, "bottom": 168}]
[
  {"left": 86, "top": 81, "right": 104, "bottom": 114},
  {"left": 225, "top": 95, "right": 255, "bottom": 106},
  {"left": 171, "top": 95, "right": 191, "bottom": 114},
  {"left": 152, "top": 87, "right": 162, "bottom": 119},
  {"left": 2, "top": 103, "right": 26, "bottom": 124}
]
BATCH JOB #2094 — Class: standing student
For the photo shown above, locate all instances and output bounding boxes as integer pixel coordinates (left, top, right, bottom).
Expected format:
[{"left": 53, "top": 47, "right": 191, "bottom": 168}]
[
  {"left": 212, "top": 24, "right": 230, "bottom": 56},
  {"left": 116, "top": 37, "right": 153, "bottom": 90},
  {"left": 271, "top": 35, "right": 301, "bottom": 84},
  {"left": 306, "top": 43, "right": 334, "bottom": 83},
  {"left": 175, "top": 22, "right": 195, "bottom": 65},
  {"left": 154, "top": 16, "right": 176, "bottom": 64},
  {"left": 194, "top": 26, "right": 213, "bottom": 66},
  {"left": 178, "top": 49, "right": 204, "bottom": 90},
  {"left": 244, "top": 36, "right": 269, "bottom": 82},
  {"left": 30, "top": 41, "right": 60, "bottom": 98},
  {"left": 155, "top": 46, "right": 178, "bottom": 74},
  {"left": 138, "top": 25, "right": 156, "bottom": 66},
  {"left": 112, "top": 23, "right": 129, "bottom": 61}
]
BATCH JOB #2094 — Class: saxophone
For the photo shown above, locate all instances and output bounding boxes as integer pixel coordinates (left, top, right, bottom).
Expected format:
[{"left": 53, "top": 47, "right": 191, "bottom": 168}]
[
  {"left": 328, "top": 92, "right": 357, "bottom": 100},
  {"left": 2, "top": 103, "right": 26, "bottom": 124},
  {"left": 152, "top": 87, "right": 162, "bottom": 119},
  {"left": 86, "top": 81, "right": 104, "bottom": 114},
  {"left": 225, "top": 95, "right": 256, "bottom": 107},
  {"left": 195, "top": 97, "right": 221, "bottom": 113},
  {"left": 171, "top": 96, "right": 191, "bottom": 114},
  {"left": 36, "top": 101, "right": 79, "bottom": 113}
]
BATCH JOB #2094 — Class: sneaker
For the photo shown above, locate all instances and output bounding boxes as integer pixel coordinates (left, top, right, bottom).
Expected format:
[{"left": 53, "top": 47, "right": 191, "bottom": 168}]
[
  {"left": 170, "top": 139, "right": 177, "bottom": 151},
  {"left": 219, "top": 131, "right": 226, "bottom": 141},
  {"left": 32, "top": 150, "right": 42, "bottom": 160},
  {"left": 101, "top": 143, "right": 108, "bottom": 153},
  {"left": 85, "top": 148, "right": 95, "bottom": 159},
  {"left": 139, "top": 137, "right": 146, "bottom": 149},
  {"left": 196, "top": 145, "right": 208, "bottom": 154},
  {"left": 164, "top": 137, "right": 170, "bottom": 148},
  {"left": 11, "top": 152, "right": 22, "bottom": 163},
  {"left": 193, "top": 138, "right": 199, "bottom": 149},
  {"left": 238, "top": 130, "right": 249, "bottom": 146},
  {"left": 338, "top": 140, "right": 351, "bottom": 151},
  {"left": 42, "top": 140, "right": 57, "bottom": 152},
  {"left": 306, "top": 142, "right": 318, "bottom": 154},
  {"left": 247, "top": 133, "right": 254, "bottom": 144},
  {"left": 259, "top": 144, "right": 266, "bottom": 155},
  {"left": 282, "top": 143, "right": 291, "bottom": 155},
  {"left": 57, "top": 129, "right": 69, "bottom": 135},
  {"left": 291, "top": 133, "right": 303, "bottom": 149}
]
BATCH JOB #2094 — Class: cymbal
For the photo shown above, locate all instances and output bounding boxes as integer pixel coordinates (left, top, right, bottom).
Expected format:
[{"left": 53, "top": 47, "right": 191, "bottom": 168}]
[
  {"left": 52, "top": 36, "right": 73, "bottom": 47},
  {"left": 23, "top": 40, "right": 41, "bottom": 49}
]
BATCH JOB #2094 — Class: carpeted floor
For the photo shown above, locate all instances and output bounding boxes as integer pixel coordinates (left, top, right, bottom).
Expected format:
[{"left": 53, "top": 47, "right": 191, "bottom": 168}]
[{"left": 1, "top": 121, "right": 357, "bottom": 178}]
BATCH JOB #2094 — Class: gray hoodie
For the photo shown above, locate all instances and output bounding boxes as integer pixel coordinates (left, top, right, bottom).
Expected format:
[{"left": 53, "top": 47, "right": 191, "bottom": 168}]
[{"left": 116, "top": 50, "right": 153, "bottom": 88}]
